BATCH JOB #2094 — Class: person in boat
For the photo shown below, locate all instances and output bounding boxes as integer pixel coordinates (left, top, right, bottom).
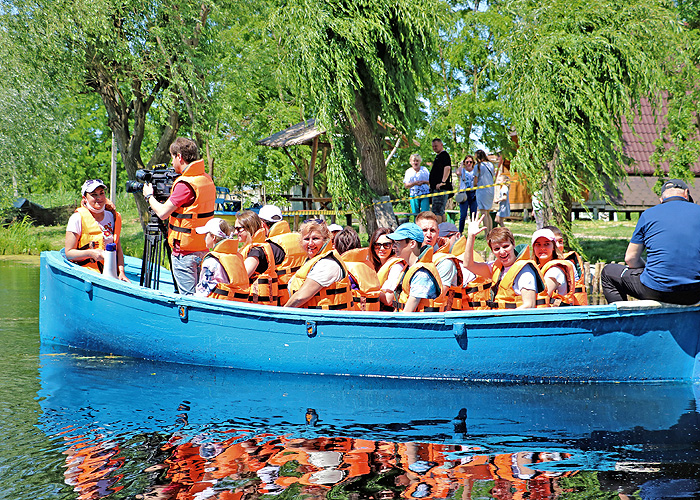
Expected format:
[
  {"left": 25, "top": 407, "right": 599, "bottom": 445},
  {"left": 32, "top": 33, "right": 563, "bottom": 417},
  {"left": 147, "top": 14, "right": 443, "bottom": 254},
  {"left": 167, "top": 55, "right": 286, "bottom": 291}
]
[
  {"left": 386, "top": 222, "right": 443, "bottom": 312},
  {"left": 327, "top": 223, "right": 344, "bottom": 249},
  {"left": 65, "top": 179, "right": 129, "bottom": 281},
  {"left": 142, "top": 137, "right": 216, "bottom": 295},
  {"left": 544, "top": 225, "right": 588, "bottom": 305},
  {"left": 336, "top": 227, "right": 381, "bottom": 311},
  {"left": 415, "top": 212, "right": 461, "bottom": 296},
  {"left": 530, "top": 229, "right": 577, "bottom": 306},
  {"left": 370, "top": 227, "right": 407, "bottom": 311},
  {"left": 194, "top": 218, "right": 246, "bottom": 298},
  {"left": 463, "top": 214, "right": 545, "bottom": 309},
  {"left": 235, "top": 210, "right": 285, "bottom": 306},
  {"left": 258, "top": 204, "right": 290, "bottom": 237},
  {"left": 601, "top": 179, "right": 700, "bottom": 305},
  {"left": 286, "top": 220, "right": 353, "bottom": 309}
]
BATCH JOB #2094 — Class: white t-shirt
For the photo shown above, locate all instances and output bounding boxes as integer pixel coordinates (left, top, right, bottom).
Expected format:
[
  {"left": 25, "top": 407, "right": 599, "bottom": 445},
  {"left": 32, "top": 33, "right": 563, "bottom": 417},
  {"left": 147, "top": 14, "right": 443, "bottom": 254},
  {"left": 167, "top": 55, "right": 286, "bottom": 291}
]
[
  {"left": 459, "top": 264, "right": 477, "bottom": 286},
  {"left": 66, "top": 211, "right": 116, "bottom": 245},
  {"left": 488, "top": 262, "right": 537, "bottom": 295},
  {"left": 195, "top": 256, "right": 229, "bottom": 296},
  {"left": 544, "top": 265, "right": 568, "bottom": 295},
  {"left": 380, "top": 262, "right": 405, "bottom": 292},
  {"left": 436, "top": 258, "right": 459, "bottom": 287},
  {"left": 306, "top": 257, "right": 344, "bottom": 287}
]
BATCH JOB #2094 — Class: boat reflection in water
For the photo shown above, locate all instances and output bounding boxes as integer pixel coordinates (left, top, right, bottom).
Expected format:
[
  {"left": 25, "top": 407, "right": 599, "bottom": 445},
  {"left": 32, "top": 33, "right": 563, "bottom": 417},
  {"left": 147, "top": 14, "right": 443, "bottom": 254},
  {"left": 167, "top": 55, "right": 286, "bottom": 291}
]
[{"left": 38, "top": 346, "right": 700, "bottom": 499}]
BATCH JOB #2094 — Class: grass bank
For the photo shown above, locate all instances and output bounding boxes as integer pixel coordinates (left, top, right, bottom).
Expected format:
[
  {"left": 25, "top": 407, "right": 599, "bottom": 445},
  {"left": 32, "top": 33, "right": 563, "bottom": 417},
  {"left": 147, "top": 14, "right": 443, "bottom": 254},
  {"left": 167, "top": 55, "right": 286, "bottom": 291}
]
[{"left": 1, "top": 191, "right": 635, "bottom": 264}]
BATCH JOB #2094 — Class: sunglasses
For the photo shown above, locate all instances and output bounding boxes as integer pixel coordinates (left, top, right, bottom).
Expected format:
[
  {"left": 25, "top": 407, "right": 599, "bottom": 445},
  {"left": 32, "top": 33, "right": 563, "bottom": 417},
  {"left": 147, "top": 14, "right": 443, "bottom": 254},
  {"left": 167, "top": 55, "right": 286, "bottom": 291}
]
[
  {"left": 373, "top": 242, "right": 393, "bottom": 249},
  {"left": 303, "top": 218, "right": 325, "bottom": 224},
  {"left": 233, "top": 226, "right": 246, "bottom": 233}
]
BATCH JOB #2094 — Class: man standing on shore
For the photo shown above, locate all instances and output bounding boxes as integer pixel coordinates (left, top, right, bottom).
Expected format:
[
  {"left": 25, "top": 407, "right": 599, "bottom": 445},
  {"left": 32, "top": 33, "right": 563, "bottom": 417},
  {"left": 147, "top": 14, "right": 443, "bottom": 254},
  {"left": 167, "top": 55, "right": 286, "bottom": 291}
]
[
  {"left": 429, "top": 138, "right": 452, "bottom": 223},
  {"left": 143, "top": 137, "right": 216, "bottom": 295},
  {"left": 601, "top": 179, "right": 700, "bottom": 305}
]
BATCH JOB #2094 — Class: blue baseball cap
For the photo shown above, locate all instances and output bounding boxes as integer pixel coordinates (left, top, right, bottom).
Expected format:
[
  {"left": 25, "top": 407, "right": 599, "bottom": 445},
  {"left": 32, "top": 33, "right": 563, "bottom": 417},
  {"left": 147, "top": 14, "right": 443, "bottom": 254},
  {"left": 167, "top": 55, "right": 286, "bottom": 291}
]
[{"left": 386, "top": 222, "right": 424, "bottom": 244}]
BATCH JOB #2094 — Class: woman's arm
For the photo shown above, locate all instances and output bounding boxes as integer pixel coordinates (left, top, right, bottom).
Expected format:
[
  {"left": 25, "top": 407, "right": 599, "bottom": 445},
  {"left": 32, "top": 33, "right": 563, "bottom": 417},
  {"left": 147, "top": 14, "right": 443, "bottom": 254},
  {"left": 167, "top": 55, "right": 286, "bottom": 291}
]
[
  {"left": 244, "top": 256, "right": 260, "bottom": 277},
  {"left": 285, "top": 279, "right": 324, "bottom": 308},
  {"left": 64, "top": 231, "right": 103, "bottom": 263},
  {"left": 463, "top": 214, "right": 491, "bottom": 278},
  {"left": 519, "top": 288, "right": 537, "bottom": 309},
  {"left": 116, "top": 240, "right": 130, "bottom": 282}
]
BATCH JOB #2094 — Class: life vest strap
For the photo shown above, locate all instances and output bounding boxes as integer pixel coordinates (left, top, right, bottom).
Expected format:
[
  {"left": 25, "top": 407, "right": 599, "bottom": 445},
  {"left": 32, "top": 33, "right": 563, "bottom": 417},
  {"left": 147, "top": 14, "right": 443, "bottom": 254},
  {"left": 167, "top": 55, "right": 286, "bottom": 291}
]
[
  {"left": 169, "top": 223, "right": 192, "bottom": 234},
  {"left": 171, "top": 211, "right": 215, "bottom": 220},
  {"left": 324, "top": 287, "right": 347, "bottom": 296},
  {"left": 307, "top": 303, "right": 348, "bottom": 310},
  {"left": 353, "top": 296, "right": 379, "bottom": 303}
]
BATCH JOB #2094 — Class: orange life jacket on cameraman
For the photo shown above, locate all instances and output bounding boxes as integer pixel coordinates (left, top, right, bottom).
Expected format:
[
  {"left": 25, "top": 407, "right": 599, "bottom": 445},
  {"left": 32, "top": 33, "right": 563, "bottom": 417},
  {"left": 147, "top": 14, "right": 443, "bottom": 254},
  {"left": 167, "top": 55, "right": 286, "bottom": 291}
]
[
  {"left": 563, "top": 250, "right": 588, "bottom": 305},
  {"left": 540, "top": 259, "right": 577, "bottom": 306},
  {"left": 341, "top": 248, "right": 381, "bottom": 311},
  {"left": 432, "top": 251, "right": 464, "bottom": 311},
  {"left": 377, "top": 256, "right": 407, "bottom": 311},
  {"left": 488, "top": 260, "right": 547, "bottom": 309},
  {"left": 288, "top": 249, "right": 353, "bottom": 310},
  {"left": 74, "top": 205, "right": 122, "bottom": 272},
  {"left": 270, "top": 232, "right": 307, "bottom": 306},
  {"left": 205, "top": 239, "right": 250, "bottom": 301},
  {"left": 396, "top": 246, "right": 445, "bottom": 312},
  {"left": 167, "top": 159, "right": 216, "bottom": 253},
  {"left": 240, "top": 229, "right": 278, "bottom": 306},
  {"left": 268, "top": 219, "right": 291, "bottom": 237}
]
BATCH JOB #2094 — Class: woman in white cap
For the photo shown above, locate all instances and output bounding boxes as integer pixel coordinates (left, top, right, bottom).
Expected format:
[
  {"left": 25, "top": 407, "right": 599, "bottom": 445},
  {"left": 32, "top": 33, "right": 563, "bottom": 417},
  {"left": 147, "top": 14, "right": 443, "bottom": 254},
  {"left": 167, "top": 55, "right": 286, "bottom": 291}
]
[
  {"left": 195, "top": 218, "right": 249, "bottom": 298},
  {"left": 531, "top": 228, "right": 577, "bottom": 305},
  {"left": 64, "top": 179, "right": 129, "bottom": 281}
]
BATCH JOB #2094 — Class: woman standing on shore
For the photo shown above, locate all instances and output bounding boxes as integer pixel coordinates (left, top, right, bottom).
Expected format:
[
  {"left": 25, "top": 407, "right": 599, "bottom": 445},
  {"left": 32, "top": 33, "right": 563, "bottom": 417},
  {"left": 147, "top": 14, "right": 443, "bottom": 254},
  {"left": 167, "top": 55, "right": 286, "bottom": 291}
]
[{"left": 403, "top": 154, "right": 431, "bottom": 216}]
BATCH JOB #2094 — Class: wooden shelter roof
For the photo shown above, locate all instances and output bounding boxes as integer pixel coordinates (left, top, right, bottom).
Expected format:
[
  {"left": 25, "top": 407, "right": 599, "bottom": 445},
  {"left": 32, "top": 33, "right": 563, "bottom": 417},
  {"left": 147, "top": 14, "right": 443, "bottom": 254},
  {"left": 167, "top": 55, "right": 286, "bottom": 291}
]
[{"left": 257, "top": 119, "right": 325, "bottom": 148}]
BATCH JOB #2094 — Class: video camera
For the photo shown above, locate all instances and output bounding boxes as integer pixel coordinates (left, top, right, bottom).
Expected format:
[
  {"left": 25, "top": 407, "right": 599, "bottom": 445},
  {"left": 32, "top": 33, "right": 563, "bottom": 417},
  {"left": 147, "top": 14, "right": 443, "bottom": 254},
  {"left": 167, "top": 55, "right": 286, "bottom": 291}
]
[{"left": 125, "top": 165, "right": 180, "bottom": 202}]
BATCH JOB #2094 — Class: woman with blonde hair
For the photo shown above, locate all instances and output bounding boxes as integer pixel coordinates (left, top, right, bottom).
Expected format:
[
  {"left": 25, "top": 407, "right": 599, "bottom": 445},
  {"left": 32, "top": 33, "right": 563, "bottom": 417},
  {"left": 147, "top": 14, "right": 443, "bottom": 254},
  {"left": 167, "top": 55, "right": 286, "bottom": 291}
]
[{"left": 286, "top": 220, "right": 352, "bottom": 309}]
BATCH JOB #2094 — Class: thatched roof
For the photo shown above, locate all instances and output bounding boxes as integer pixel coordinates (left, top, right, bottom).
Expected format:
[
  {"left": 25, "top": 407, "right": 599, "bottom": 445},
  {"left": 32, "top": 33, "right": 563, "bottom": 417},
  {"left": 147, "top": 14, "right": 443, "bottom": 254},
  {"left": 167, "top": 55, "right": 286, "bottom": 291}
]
[{"left": 257, "top": 119, "right": 325, "bottom": 148}]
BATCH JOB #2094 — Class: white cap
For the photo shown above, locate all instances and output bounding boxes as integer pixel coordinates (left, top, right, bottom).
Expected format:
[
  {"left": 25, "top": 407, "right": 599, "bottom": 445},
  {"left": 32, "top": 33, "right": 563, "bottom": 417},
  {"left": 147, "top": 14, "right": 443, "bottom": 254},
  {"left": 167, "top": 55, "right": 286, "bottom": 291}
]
[
  {"left": 195, "top": 218, "right": 228, "bottom": 239},
  {"left": 531, "top": 228, "right": 556, "bottom": 247},
  {"left": 81, "top": 179, "right": 107, "bottom": 196},
  {"left": 328, "top": 223, "right": 343, "bottom": 232},
  {"left": 258, "top": 205, "right": 283, "bottom": 223}
]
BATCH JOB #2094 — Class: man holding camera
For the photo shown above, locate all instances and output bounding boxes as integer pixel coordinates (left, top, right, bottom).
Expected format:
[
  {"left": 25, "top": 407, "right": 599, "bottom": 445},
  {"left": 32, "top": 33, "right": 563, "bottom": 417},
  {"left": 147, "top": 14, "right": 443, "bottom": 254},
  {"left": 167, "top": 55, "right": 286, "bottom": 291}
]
[{"left": 143, "top": 137, "right": 216, "bottom": 295}]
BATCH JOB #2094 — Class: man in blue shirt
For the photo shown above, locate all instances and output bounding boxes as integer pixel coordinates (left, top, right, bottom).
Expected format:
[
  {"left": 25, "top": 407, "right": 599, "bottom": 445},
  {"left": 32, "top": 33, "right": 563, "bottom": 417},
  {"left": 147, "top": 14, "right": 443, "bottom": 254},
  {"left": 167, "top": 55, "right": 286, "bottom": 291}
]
[{"left": 601, "top": 179, "right": 700, "bottom": 305}]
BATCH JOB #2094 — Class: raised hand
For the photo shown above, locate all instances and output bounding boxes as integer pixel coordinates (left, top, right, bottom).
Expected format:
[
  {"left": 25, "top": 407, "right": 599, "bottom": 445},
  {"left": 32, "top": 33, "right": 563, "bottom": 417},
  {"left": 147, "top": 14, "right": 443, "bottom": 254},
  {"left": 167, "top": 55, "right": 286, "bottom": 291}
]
[{"left": 467, "top": 213, "right": 487, "bottom": 238}]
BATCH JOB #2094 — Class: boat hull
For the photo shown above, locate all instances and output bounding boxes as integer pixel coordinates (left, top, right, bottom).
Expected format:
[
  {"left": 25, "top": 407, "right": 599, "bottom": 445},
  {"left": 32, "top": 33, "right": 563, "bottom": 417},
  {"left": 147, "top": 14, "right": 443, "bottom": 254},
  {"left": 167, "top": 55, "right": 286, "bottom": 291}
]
[{"left": 39, "top": 251, "right": 700, "bottom": 382}]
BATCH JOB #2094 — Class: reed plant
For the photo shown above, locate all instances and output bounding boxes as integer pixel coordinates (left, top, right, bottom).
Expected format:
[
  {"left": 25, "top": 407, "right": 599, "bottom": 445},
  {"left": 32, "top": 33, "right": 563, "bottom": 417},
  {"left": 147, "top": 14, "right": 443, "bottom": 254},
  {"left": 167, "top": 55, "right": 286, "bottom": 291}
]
[{"left": 0, "top": 217, "right": 53, "bottom": 255}]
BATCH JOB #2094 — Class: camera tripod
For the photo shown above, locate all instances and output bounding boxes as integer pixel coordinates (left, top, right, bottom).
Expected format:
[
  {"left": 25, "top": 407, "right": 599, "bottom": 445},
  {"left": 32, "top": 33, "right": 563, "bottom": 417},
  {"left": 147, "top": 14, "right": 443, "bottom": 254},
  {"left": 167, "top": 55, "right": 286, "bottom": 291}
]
[{"left": 140, "top": 212, "right": 178, "bottom": 293}]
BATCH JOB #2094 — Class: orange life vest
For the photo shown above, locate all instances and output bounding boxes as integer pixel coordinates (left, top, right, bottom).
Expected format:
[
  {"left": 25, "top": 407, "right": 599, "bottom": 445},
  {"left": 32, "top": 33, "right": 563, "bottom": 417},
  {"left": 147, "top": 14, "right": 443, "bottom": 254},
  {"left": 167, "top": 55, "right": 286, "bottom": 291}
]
[
  {"left": 269, "top": 232, "right": 307, "bottom": 306},
  {"left": 268, "top": 219, "right": 291, "bottom": 237},
  {"left": 240, "top": 229, "right": 279, "bottom": 306},
  {"left": 167, "top": 159, "right": 216, "bottom": 253},
  {"left": 342, "top": 249, "right": 381, "bottom": 311},
  {"left": 397, "top": 246, "right": 445, "bottom": 312},
  {"left": 489, "top": 260, "right": 547, "bottom": 309},
  {"left": 540, "top": 259, "right": 577, "bottom": 306},
  {"left": 564, "top": 250, "right": 588, "bottom": 305},
  {"left": 432, "top": 252, "right": 465, "bottom": 311},
  {"left": 377, "top": 256, "right": 407, "bottom": 311},
  {"left": 447, "top": 239, "right": 493, "bottom": 311},
  {"left": 74, "top": 205, "right": 122, "bottom": 272},
  {"left": 205, "top": 239, "right": 251, "bottom": 301},
  {"left": 288, "top": 250, "right": 353, "bottom": 310}
]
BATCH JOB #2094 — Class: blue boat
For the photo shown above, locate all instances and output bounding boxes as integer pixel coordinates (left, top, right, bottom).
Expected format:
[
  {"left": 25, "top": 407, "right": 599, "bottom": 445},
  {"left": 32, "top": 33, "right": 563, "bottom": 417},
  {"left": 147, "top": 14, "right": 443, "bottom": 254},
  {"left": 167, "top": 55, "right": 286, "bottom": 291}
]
[{"left": 39, "top": 250, "right": 700, "bottom": 382}]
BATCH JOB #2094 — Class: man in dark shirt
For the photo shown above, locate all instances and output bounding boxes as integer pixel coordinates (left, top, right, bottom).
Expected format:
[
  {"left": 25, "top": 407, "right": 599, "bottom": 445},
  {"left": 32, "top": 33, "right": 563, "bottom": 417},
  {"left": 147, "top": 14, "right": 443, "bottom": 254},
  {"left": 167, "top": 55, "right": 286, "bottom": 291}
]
[
  {"left": 601, "top": 179, "right": 700, "bottom": 305},
  {"left": 429, "top": 138, "right": 452, "bottom": 222}
]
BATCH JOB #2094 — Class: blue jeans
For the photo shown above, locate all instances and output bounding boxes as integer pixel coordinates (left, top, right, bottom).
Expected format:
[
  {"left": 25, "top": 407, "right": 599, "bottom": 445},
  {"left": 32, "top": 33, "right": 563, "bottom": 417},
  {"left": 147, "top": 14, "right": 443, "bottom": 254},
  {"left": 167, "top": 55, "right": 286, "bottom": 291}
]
[
  {"left": 410, "top": 196, "right": 430, "bottom": 216},
  {"left": 458, "top": 195, "right": 478, "bottom": 233},
  {"left": 171, "top": 251, "right": 205, "bottom": 295}
]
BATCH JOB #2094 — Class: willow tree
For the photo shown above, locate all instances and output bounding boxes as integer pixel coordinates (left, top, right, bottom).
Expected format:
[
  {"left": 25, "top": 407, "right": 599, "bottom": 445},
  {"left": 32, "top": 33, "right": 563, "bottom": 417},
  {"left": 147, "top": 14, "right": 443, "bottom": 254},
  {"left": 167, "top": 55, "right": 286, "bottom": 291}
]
[
  {"left": 271, "top": 0, "right": 443, "bottom": 229},
  {"left": 501, "top": 0, "right": 685, "bottom": 234},
  {"left": 4, "top": 0, "right": 222, "bottom": 224}
]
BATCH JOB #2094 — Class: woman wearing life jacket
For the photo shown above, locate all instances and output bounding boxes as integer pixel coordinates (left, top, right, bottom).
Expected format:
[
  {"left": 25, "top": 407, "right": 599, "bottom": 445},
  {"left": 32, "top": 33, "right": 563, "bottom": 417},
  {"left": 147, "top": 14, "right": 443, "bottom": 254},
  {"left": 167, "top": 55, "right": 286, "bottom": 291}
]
[
  {"left": 234, "top": 210, "right": 284, "bottom": 305},
  {"left": 194, "top": 218, "right": 248, "bottom": 299},
  {"left": 370, "top": 227, "right": 407, "bottom": 311},
  {"left": 286, "top": 220, "right": 352, "bottom": 309},
  {"left": 336, "top": 227, "right": 381, "bottom": 311},
  {"left": 531, "top": 228, "right": 577, "bottom": 306},
  {"left": 64, "top": 179, "right": 129, "bottom": 281},
  {"left": 463, "top": 214, "right": 545, "bottom": 309},
  {"left": 544, "top": 225, "right": 588, "bottom": 305}
]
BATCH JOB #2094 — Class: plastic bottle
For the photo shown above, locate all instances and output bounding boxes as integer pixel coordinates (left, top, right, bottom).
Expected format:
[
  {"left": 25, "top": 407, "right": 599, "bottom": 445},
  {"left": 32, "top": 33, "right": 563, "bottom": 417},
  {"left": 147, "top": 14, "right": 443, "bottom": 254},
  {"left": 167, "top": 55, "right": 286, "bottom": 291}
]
[{"left": 103, "top": 242, "right": 118, "bottom": 279}]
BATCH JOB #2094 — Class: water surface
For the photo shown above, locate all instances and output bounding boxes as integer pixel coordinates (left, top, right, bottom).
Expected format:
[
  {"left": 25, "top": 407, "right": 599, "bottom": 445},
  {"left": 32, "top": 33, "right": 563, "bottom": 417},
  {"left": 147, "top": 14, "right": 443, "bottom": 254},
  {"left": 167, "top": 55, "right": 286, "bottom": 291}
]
[{"left": 3, "top": 258, "right": 700, "bottom": 499}]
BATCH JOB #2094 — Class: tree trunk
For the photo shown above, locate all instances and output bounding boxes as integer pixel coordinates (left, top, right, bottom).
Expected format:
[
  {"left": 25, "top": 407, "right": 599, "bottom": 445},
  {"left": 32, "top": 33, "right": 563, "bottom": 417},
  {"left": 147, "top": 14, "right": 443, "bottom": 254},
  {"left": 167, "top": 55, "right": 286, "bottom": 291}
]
[
  {"left": 543, "top": 145, "right": 574, "bottom": 244},
  {"left": 348, "top": 92, "right": 389, "bottom": 234}
]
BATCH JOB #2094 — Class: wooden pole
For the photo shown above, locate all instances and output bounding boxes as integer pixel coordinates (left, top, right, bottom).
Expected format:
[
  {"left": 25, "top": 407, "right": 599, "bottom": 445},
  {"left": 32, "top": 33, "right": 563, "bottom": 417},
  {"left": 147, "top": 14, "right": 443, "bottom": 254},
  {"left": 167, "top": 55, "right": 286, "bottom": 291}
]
[{"left": 111, "top": 133, "right": 118, "bottom": 201}]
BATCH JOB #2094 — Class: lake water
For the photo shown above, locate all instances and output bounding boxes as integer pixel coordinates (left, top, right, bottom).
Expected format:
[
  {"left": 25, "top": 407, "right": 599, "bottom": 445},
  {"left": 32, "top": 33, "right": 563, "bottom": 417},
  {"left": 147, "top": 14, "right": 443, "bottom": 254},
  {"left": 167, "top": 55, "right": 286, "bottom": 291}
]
[{"left": 3, "top": 257, "right": 700, "bottom": 499}]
